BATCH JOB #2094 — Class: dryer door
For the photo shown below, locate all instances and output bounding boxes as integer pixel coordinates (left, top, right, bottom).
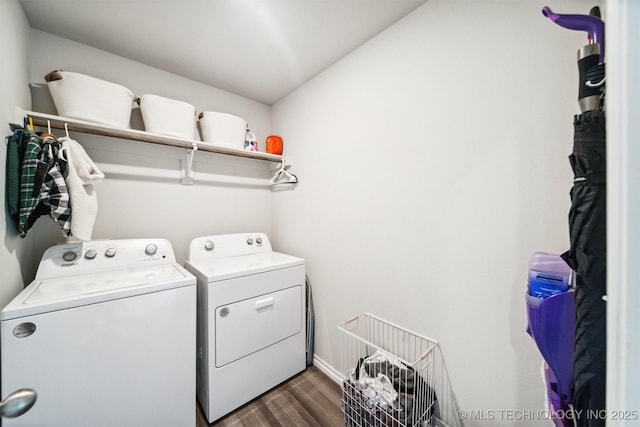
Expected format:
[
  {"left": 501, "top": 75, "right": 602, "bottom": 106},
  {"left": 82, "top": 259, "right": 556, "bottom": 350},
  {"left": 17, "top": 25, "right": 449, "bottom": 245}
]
[{"left": 215, "top": 285, "right": 302, "bottom": 367}]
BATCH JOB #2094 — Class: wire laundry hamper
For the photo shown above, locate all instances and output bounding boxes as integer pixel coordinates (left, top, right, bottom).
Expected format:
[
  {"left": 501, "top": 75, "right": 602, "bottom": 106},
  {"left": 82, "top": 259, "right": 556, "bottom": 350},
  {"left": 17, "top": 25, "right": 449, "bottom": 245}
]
[{"left": 338, "top": 313, "right": 463, "bottom": 427}]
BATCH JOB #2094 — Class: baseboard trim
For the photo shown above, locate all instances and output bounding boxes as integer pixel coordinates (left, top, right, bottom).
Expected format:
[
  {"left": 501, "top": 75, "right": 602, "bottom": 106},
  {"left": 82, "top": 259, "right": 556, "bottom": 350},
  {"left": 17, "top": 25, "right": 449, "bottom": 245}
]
[{"left": 312, "top": 355, "right": 342, "bottom": 385}]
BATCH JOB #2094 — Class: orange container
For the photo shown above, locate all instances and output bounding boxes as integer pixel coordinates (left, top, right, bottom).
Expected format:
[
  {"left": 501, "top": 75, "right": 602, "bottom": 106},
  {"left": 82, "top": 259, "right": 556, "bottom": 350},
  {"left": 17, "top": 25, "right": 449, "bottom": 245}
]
[{"left": 266, "top": 135, "right": 283, "bottom": 155}]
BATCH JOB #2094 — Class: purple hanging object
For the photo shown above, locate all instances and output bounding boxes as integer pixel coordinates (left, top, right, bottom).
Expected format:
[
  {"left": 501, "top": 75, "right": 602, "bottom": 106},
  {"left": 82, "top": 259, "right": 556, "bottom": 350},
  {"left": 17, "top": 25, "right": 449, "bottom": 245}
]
[
  {"left": 528, "top": 252, "right": 571, "bottom": 298},
  {"left": 526, "top": 290, "right": 575, "bottom": 423},
  {"left": 542, "top": 6, "right": 605, "bottom": 63}
]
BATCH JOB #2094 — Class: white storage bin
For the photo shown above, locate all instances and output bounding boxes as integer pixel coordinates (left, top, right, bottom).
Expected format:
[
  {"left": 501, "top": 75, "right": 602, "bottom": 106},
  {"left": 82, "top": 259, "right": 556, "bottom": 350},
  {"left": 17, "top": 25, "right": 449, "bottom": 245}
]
[
  {"left": 198, "top": 111, "right": 247, "bottom": 148},
  {"left": 45, "top": 70, "right": 135, "bottom": 129},
  {"left": 138, "top": 94, "right": 196, "bottom": 139}
]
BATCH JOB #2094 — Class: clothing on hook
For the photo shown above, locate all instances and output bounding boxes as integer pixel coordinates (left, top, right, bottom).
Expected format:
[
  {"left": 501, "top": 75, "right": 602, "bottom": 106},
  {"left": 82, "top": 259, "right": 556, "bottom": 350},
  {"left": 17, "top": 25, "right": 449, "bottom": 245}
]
[
  {"left": 33, "top": 135, "right": 57, "bottom": 197},
  {"left": 10, "top": 129, "right": 72, "bottom": 238},
  {"left": 8, "top": 122, "right": 104, "bottom": 238},
  {"left": 31, "top": 138, "right": 72, "bottom": 237},
  {"left": 17, "top": 130, "right": 44, "bottom": 236},
  {"left": 60, "top": 136, "right": 104, "bottom": 241}
]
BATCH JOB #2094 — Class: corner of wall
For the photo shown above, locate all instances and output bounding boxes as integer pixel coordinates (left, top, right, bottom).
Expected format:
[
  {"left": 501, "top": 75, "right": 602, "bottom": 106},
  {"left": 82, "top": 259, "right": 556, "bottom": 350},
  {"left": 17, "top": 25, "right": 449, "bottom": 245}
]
[{"left": 0, "top": 0, "right": 34, "bottom": 307}]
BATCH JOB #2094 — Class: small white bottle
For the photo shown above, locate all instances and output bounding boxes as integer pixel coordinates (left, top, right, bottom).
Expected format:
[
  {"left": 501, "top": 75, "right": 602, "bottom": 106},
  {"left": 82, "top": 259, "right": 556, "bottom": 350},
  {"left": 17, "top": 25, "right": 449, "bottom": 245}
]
[{"left": 244, "top": 129, "right": 258, "bottom": 151}]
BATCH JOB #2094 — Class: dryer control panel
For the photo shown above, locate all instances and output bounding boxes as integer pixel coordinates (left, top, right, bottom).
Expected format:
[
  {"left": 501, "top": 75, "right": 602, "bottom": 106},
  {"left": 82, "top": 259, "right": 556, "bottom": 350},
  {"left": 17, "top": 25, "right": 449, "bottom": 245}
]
[
  {"left": 187, "top": 233, "right": 272, "bottom": 263},
  {"left": 35, "top": 238, "right": 176, "bottom": 279}
]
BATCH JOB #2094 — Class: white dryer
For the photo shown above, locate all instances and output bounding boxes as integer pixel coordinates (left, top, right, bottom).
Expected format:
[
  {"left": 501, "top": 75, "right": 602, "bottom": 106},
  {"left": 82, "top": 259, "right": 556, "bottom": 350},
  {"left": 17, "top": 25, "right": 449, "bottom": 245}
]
[
  {"left": 1, "top": 239, "right": 196, "bottom": 427},
  {"left": 184, "top": 233, "right": 305, "bottom": 423}
]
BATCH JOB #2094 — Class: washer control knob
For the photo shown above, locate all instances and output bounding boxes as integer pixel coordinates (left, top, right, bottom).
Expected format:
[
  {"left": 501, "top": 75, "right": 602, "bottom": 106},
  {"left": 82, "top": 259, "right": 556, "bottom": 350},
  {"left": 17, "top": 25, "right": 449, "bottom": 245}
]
[
  {"left": 105, "top": 248, "right": 116, "bottom": 258},
  {"left": 84, "top": 250, "right": 97, "bottom": 260},
  {"left": 204, "top": 241, "right": 214, "bottom": 251},
  {"left": 62, "top": 251, "right": 77, "bottom": 262},
  {"left": 247, "top": 238, "right": 254, "bottom": 245},
  {"left": 145, "top": 244, "right": 158, "bottom": 256},
  {"left": 256, "top": 237, "right": 263, "bottom": 244}
]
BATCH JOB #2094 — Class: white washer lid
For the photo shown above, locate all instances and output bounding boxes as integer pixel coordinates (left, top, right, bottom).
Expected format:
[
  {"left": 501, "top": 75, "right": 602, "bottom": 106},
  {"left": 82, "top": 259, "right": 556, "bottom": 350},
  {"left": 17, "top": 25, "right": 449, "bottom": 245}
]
[
  {"left": 185, "top": 251, "right": 304, "bottom": 282},
  {"left": 1, "top": 264, "right": 195, "bottom": 320}
]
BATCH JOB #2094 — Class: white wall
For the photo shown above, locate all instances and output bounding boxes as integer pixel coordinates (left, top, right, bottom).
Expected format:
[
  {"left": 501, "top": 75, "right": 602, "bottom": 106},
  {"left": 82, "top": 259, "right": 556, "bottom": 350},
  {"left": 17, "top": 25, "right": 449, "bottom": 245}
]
[
  {"left": 0, "top": 0, "right": 34, "bottom": 307},
  {"left": 25, "top": 30, "right": 275, "bottom": 264},
  {"left": 272, "top": 1, "right": 593, "bottom": 425}
]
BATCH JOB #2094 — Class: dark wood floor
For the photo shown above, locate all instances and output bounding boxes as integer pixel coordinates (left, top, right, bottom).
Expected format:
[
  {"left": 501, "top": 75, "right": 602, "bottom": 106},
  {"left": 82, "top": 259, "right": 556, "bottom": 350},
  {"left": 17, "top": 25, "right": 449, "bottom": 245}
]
[{"left": 197, "top": 365, "right": 344, "bottom": 427}]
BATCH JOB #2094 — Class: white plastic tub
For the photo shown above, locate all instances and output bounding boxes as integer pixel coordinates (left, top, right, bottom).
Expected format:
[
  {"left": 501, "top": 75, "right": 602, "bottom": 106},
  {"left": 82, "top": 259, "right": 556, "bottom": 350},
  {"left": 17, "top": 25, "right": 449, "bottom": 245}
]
[
  {"left": 139, "top": 94, "right": 196, "bottom": 139},
  {"left": 45, "top": 70, "right": 135, "bottom": 129},
  {"left": 198, "top": 111, "right": 247, "bottom": 148}
]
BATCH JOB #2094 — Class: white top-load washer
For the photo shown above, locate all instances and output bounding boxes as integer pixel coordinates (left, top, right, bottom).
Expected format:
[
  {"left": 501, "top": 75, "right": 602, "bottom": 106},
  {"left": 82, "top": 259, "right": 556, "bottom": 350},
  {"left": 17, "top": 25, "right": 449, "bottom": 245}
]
[
  {"left": 1, "top": 239, "right": 196, "bottom": 427},
  {"left": 184, "top": 233, "right": 305, "bottom": 423}
]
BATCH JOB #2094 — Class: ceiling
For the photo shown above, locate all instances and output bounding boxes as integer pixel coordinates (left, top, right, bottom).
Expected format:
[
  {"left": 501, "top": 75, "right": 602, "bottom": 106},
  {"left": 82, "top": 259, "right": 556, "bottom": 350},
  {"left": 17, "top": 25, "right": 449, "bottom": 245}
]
[{"left": 19, "top": 0, "right": 427, "bottom": 105}]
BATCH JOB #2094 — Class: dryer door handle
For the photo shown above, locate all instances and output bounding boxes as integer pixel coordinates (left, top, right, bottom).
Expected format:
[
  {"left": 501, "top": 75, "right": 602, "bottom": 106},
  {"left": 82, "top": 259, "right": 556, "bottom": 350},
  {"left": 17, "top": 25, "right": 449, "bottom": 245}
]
[{"left": 254, "top": 297, "right": 274, "bottom": 310}]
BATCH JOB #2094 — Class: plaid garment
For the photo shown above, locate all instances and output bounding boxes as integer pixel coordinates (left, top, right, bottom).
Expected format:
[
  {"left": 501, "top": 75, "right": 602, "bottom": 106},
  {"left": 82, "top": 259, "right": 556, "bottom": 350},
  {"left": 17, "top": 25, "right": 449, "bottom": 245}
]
[
  {"left": 32, "top": 139, "right": 72, "bottom": 237},
  {"left": 18, "top": 131, "right": 43, "bottom": 237}
]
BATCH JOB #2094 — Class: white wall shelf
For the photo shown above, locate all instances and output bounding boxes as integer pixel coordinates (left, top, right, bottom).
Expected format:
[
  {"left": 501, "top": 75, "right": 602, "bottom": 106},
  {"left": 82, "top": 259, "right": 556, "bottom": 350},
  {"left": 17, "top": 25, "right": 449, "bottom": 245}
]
[
  {"left": 12, "top": 108, "right": 298, "bottom": 186},
  {"left": 13, "top": 108, "right": 283, "bottom": 163}
]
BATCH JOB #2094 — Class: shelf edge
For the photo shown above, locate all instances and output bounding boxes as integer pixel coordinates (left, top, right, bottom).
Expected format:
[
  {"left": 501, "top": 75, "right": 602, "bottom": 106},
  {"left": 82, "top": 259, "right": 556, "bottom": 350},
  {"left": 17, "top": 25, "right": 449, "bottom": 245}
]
[{"left": 17, "top": 109, "right": 284, "bottom": 163}]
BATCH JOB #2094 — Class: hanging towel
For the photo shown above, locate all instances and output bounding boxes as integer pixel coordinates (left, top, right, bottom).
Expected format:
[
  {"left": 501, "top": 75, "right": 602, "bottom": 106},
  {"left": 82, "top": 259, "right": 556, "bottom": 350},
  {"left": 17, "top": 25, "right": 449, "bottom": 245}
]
[
  {"left": 18, "top": 131, "right": 43, "bottom": 237},
  {"left": 30, "top": 137, "right": 72, "bottom": 237},
  {"left": 59, "top": 136, "right": 104, "bottom": 241}
]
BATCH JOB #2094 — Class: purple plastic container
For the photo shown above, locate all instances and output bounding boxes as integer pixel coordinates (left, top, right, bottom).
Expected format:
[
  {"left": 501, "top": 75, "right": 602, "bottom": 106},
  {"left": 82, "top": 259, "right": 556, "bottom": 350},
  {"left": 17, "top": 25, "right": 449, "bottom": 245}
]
[
  {"left": 527, "top": 291, "right": 575, "bottom": 412},
  {"left": 528, "top": 252, "right": 572, "bottom": 298},
  {"left": 544, "top": 363, "right": 573, "bottom": 427},
  {"left": 526, "top": 252, "right": 575, "bottom": 424}
]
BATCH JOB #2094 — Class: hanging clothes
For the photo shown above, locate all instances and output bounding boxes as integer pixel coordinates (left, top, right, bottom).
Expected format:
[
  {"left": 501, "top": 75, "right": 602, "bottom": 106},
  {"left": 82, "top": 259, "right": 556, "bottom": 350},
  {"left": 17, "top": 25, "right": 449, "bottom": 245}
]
[
  {"left": 7, "top": 127, "right": 104, "bottom": 240},
  {"left": 29, "top": 136, "right": 72, "bottom": 237},
  {"left": 17, "top": 130, "right": 44, "bottom": 237},
  {"left": 59, "top": 136, "right": 104, "bottom": 241}
]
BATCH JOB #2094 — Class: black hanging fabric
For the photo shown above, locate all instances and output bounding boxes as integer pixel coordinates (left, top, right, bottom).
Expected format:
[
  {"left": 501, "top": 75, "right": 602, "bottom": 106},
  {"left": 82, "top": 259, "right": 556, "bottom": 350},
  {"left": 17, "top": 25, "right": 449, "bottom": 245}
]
[{"left": 561, "top": 110, "right": 606, "bottom": 426}]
